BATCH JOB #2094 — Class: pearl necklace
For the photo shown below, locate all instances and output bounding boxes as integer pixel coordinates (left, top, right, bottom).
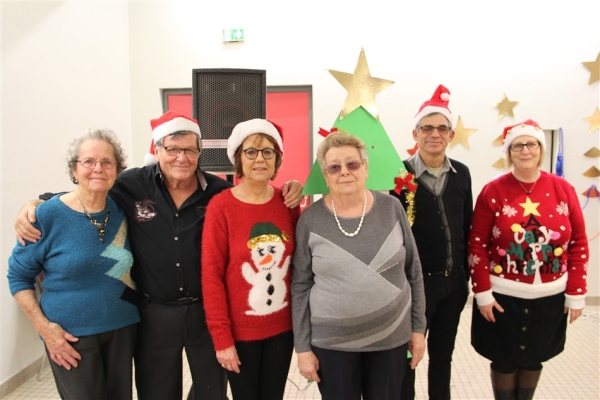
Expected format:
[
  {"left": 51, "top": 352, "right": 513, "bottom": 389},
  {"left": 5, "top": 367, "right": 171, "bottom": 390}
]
[
  {"left": 331, "top": 192, "right": 367, "bottom": 238},
  {"left": 78, "top": 196, "right": 110, "bottom": 243}
]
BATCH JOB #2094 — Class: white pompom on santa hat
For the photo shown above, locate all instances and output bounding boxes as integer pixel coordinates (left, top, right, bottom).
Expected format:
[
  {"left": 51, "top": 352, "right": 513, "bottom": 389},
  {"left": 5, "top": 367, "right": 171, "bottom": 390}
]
[
  {"left": 144, "top": 110, "right": 202, "bottom": 165},
  {"left": 413, "top": 84, "right": 453, "bottom": 128},
  {"left": 226, "top": 119, "right": 284, "bottom": 165},
  {"left": 502, "top": 119, "right": 546, "bottom": 153}
]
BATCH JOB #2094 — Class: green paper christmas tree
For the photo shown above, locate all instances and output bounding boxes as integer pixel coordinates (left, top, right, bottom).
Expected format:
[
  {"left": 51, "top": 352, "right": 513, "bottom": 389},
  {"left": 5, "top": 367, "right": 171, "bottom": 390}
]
[{"left": 302, "top": 48, "right": 407, "bottom": 195}]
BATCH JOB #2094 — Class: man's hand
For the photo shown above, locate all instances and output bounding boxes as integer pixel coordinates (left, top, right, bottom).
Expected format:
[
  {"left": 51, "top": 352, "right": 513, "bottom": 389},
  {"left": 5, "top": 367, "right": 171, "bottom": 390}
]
[
  {"left": 216, "top": 346, "right": 242, "bottom": 374},
  {"left": 478, "top": 300, "right": 504, "bottom": 323},
  {"left": 297, "top": 351, "right": 320, "bottom": 382},
  {"left": 281, "top": 180, "right": 304, "bottom": 208},
  {"left": 408, "top": 332, "right": 426, "bottom": 369},
  {"left": 15, "top": 200, "right": 43, "bottom": 245}
]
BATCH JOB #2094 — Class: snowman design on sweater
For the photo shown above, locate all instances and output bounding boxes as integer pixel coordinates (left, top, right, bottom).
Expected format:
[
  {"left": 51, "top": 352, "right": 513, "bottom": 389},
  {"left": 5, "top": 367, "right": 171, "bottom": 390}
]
[{"left": 242, "top": 222, "right": 291, "bottom": 316}]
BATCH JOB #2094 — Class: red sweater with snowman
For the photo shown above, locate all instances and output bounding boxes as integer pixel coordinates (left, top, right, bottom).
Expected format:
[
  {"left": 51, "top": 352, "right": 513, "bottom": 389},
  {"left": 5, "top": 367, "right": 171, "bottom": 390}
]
[
  {"left": 468, "top": 171, "right": 588, "bottom": 310},
  {"left": 202, "top": 188, "right": 300, "bottom": 351}
]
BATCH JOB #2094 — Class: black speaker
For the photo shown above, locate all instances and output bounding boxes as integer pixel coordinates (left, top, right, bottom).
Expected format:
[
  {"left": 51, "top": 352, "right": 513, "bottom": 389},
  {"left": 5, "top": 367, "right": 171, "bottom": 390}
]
[{"left": 192, "top": 68, "right": 266, "bottom": 172}]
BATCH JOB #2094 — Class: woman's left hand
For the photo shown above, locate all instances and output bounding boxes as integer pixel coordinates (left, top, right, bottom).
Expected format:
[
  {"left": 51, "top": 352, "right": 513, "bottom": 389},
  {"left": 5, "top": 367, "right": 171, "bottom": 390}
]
[
  {"left": 564, "top": 307, "right": 583, "bottom": 323},
  {"left": 281, "top": 180, "right": 304, "bottom": 208},
  {"left": 408, "top": 332, "right": 426, "bottom": 369},
  {"left": 216, "top": 346, "right": 241, "bottom": 374}
]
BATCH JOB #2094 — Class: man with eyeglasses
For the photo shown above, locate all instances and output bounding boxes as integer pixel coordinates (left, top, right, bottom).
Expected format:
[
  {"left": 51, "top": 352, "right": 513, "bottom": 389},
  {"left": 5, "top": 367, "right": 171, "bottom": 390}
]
[
  {"left": 15, "top": 111, "right": 303, "bottom": 400},
  {"left": 390, "top": 85, "right": 473, "bottom": 400}
]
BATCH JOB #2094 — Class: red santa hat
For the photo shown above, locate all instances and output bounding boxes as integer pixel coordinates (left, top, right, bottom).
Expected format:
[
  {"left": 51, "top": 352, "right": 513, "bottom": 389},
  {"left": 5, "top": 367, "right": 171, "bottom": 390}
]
[
  {"left": 502, "top": 119, "right": 546, "bottom": 153},
  {"left": 227, "top": 119, "right": 284, "bottom": 164},
  {"left": 413, "top": 84, "right": 453, "bottom": 128},
  {"left": 144, "top": 111, "right": 202, "bottom": 165}
]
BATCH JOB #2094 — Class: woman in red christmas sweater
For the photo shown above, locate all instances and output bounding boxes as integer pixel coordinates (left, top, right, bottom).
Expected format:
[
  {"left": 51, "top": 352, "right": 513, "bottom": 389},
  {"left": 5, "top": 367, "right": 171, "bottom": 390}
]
[
  {"left": 202, "top": 119, "right": 300, "bottom": 400},
  {"left": 468, "top": 120, "right": 588, "bottom": 400}
]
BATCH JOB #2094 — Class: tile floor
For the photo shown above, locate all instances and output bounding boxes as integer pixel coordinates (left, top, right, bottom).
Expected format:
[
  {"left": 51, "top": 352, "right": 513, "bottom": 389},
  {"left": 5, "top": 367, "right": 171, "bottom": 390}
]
[{"left": 5, "top": 304, "right": 599, "bottom": 399}]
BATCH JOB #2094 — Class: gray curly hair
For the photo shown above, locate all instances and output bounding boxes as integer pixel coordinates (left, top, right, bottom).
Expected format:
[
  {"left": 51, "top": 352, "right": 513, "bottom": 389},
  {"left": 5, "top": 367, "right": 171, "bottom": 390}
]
[{"left": 66, "top": 128, "right": 127, "bottom": 184}]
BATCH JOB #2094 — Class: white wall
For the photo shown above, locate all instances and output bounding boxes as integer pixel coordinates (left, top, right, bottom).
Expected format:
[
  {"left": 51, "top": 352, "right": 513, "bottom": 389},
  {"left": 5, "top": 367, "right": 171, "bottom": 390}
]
[{"left": 2, "top": 0, "right": 599, "bottom": 388}]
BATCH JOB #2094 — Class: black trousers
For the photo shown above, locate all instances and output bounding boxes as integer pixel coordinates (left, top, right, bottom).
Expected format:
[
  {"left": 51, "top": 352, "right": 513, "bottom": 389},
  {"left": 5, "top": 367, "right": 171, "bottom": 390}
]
[
  {"left": 48, "top": 324, "right": 137, "bottom": 400},
  {"left": 134, "top": 300, "right": 227, "bottom": 400},
  {"left": 313, "top": 343, "right": 407, "bottom": 400},
  {"left": 401, "top": 271, "right": 468, "bottom": 400},
  {"left": 226, "top": 330, "right": 294, "bottom": 400}
]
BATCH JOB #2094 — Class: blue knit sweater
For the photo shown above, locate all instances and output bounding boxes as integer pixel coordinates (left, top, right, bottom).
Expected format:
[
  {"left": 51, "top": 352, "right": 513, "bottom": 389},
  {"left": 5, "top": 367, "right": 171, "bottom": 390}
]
[{"left": 7, "top": 195, "right": 140, "bottom": 336}]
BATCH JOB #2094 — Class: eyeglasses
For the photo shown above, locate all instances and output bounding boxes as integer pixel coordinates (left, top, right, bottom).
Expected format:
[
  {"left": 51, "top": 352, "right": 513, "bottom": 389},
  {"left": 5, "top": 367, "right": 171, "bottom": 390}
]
[
  {"left": 160, "top": 146, "right": 200, "bottom": 158},
  {"left": 78, "top": 158, "right": 116, "bottom": 170},
  {"left": 509, "top": 142, "right": 540, "bottom": 152},
  {"left": 325, "top": 160, "right": 363, "bottom": 175},
  {"left": 418, "top": 125, "right": 451, "bottom": 135},
  {"left": 242, "top": 148, "right": 277, "bottom": 160}
]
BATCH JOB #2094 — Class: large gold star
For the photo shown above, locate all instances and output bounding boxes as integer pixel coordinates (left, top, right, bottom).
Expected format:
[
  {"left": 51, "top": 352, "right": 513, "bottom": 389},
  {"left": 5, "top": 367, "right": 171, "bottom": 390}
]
[
  {"left": 450, "top": 116, "right": 477, "bottom": 149},
  {"left": 328, "top": 48, "right": 394, "bottom": 120},
  {"left": 582, "top": 52, "right": 600, "bottom": 85},
  {"left": 494, "top": 93, "right": 518, "bottom": 119},
  {"left": 584, "top": 107, "right": 600, "bottom": 133},
  {"left": 520, "top": 196, "right": 541, "bottom": 217}
]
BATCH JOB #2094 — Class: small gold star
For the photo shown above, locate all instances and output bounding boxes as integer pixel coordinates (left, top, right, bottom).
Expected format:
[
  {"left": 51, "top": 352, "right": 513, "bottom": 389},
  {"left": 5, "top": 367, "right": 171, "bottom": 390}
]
[
  {"left": 494, "top": 93, "right": 518, "bottom": 119},
  {"left": 582, "top": 52, "right": 600, "bottom": 85},
  {"left": 328, "top": 47, "right": 394, "bottom": 120},
  {"left": 450, "top": 116, "right": 477, "bottom": 149},
  {"left": 584, "top": 107, "right": 600, "bottom": 134},
  {"left": 520, "top": 196, "right": 541, "bottom": 217},
  {"left": 492, "top": 134, "right": 504, "bottom": 146}
]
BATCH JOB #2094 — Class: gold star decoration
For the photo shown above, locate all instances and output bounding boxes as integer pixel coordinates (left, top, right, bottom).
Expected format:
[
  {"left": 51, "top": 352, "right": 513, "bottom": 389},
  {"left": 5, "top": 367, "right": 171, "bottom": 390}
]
[
  {"left": 584, "top": 107, "right": 600, "bottom": 133},
  {"left": 492, "top": 135, "right": 504, "bottom": 146},
  {"left": 520, "top": 196, "right": 541, "bottom": 217},
  {"left": 492, "top": 158, "right": 507, "bottom": 169},
  {"left": 583, "top": 166, "right": 600, "bottom": 178},
  {"left": 450, "top": 116, "right": 477, "bottom": 149},
  {"left": 328, "top": 47, "right": 394, "bottom": 120},
  {"left": 582, "top": 52, "right": 600, "bottom": 85},
  {"left": 494, "top": 93, "right": 518, "bottom": 119},
  {"left": 584, "top": 147, "right": 600, "bottom": 157}
]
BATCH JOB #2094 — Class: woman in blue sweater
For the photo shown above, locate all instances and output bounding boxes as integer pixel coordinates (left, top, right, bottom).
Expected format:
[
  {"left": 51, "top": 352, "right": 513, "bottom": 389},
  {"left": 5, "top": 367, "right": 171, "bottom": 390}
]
[{"left": 7, "top": 128, "right": 139, "bottom": 400}]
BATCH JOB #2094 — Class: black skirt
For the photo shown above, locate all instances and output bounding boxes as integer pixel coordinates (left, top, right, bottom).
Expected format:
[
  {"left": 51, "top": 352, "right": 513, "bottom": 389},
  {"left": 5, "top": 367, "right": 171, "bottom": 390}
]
[{"left": 471, "top": 292, "right": 567, "bottom": 367}]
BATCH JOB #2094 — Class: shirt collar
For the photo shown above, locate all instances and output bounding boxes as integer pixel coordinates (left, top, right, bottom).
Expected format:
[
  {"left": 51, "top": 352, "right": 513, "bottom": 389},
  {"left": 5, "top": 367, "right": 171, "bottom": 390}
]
[{"left": 410, "top": 152, "right": 456, "bottom": 179}]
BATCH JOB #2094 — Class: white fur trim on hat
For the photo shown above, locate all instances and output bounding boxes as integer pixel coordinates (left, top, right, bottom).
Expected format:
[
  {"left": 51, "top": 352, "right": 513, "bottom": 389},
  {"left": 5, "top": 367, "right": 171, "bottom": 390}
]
[
  {"left": 227, "top": 119, "right": 283, "bottom": 165},
  {"left": 502, "top": 120, "right": 546, "bottom": 153},
  {"left": 413, "top": 84, "right": 453, "bottom": 128}
]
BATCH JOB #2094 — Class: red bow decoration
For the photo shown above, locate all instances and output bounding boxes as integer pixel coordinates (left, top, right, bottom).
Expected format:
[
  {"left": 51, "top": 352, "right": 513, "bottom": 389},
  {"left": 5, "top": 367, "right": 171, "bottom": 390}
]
[
  {"left": 394, "top": 173, "right": 417, "bottom": 195},
  {"left": 318, "top": 127, "right": 338, "bottom": 137}
]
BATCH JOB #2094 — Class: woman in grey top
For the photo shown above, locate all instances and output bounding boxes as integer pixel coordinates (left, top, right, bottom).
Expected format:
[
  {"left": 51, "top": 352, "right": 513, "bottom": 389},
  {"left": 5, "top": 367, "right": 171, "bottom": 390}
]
[{"left": 291, "top": 132, "right": 426, "bottom": 400}]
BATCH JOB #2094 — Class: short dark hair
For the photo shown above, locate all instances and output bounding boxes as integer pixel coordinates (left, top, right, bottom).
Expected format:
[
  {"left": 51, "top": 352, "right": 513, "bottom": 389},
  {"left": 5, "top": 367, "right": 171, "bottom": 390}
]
[{"left": 233, "top": 133, "right": 283, "bottom": 180}]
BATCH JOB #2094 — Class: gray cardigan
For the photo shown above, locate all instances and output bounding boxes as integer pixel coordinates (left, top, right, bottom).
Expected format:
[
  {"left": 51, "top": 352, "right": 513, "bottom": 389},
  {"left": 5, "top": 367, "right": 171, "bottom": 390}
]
[{"left": 291, "top": 191, "right": 426, "bottom": 353}]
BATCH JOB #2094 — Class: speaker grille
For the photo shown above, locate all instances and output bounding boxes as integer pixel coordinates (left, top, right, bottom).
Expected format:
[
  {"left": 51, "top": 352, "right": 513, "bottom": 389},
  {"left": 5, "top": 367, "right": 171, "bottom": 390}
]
[{"left": 193, "top": 69, "right": 266, "bottom": 172}]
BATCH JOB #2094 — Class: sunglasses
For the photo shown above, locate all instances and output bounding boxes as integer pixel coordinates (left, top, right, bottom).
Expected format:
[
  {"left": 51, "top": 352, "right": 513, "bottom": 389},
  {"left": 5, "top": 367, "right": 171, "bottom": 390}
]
[{"left": 325, "top": 160, "right": 363, "bottom": 175}]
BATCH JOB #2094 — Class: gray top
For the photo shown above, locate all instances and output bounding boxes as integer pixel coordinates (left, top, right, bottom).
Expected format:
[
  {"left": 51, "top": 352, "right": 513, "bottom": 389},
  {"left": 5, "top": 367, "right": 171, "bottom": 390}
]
[{"left": 291, "top": 191, "right": 426, "bottom": 353}]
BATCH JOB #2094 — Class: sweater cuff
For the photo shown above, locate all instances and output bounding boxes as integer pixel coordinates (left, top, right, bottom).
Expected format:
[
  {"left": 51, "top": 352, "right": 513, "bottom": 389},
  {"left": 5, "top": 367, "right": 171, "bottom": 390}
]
[
  {"left": 564, "top": 294, "right": 586, "bottom": 310},
  {"left": 474, "top": 289, "right": 495, "bottom": 306}
]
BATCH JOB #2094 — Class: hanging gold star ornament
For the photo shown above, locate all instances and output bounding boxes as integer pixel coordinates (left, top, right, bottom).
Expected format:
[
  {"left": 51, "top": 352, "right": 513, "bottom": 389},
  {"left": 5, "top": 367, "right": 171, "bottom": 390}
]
[
  {"left": 584, "top": 107, "right": 600, "bottom": 133},
  {"left": 582, "top": 52, "right": 600, "bottom": 85},
  {"left": 494, "top": 93, "right": 518, "bottom": 119},
  {"left": 450, "top": 116, "right": 477, "bottom": 149},
  {"left": 328, "top": 47, "right": 394, "bottom": 120}
]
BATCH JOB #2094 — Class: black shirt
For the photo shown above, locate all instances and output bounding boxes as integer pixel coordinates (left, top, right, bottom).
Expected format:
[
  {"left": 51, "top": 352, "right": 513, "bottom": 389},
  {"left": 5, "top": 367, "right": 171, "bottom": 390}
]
[{"left": 109, "top": 164, "right": 232, "bottom": 303}]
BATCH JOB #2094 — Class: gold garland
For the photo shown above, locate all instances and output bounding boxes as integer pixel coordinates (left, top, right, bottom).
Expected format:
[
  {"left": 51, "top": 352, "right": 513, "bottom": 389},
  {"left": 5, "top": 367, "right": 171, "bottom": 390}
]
[{"left": 393, "top": 171, "right": 418, "bottom": 226}]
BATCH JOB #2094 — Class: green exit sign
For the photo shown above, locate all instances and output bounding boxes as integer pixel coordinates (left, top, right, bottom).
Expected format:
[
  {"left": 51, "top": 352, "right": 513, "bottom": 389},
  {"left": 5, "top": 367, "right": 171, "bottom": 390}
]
[{"left": 222, "top": 29, "right": 244, "bottom": 42}]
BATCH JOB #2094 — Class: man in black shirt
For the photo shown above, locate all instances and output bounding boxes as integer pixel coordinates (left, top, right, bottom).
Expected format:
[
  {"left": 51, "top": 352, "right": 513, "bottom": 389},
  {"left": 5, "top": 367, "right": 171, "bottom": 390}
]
[
  {"left": 390, "top": 85, "right": 473, "bottom": 400},
  {"left": 16, "top": 111, "right": 303, "bottom": 399}
]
